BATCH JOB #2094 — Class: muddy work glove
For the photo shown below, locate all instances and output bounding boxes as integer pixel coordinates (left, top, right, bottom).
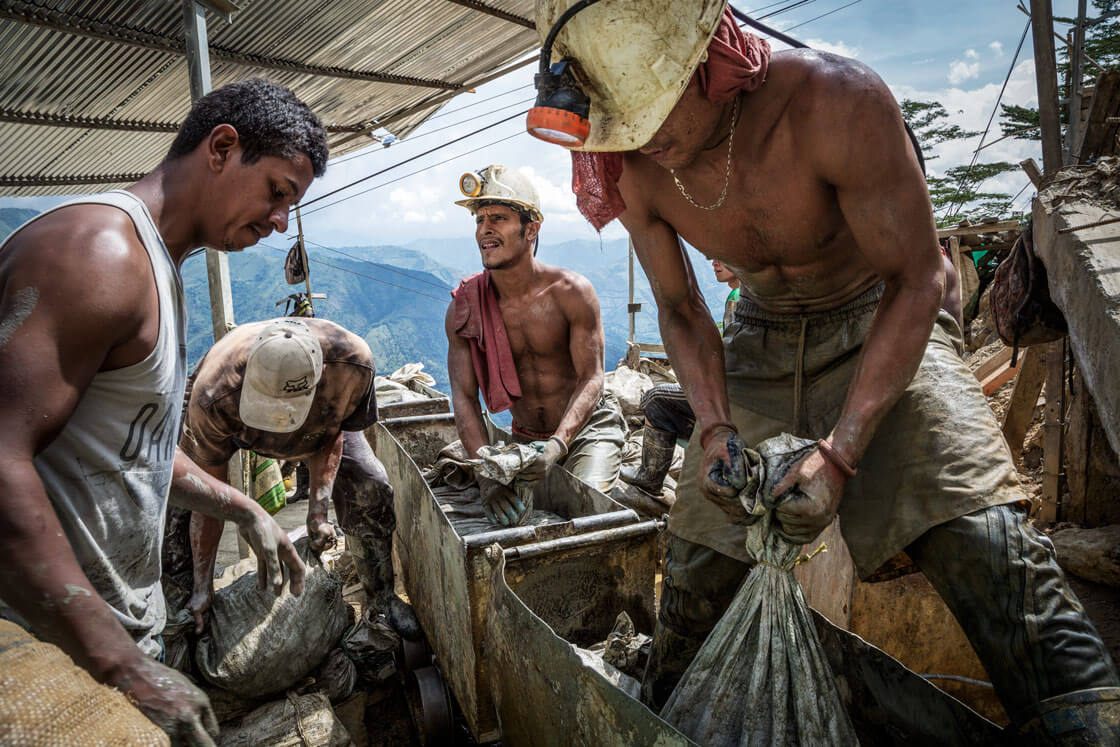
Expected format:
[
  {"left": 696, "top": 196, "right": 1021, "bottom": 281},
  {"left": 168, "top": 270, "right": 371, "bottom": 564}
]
[
  {"left": 479, "top": 476, "right": 531, "bottom": 527},
  {"left": 698, "top": 425, "right": 762, "bottom": 525},
  {"left": 517, "top": 436, "right": 567, "bottom": 482}
]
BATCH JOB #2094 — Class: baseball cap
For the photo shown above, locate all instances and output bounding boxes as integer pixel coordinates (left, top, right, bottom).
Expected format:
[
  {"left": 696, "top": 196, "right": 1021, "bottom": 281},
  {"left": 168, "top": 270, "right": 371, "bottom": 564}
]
[{"left": 239, "top": 319, "right": 324, "bottom": 433}]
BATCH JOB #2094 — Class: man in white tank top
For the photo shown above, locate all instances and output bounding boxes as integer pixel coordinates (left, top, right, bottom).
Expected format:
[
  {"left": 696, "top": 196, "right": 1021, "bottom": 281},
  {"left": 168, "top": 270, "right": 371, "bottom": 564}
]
[{"left": 0, "top": 79, "right": 328, "bottom": 744}]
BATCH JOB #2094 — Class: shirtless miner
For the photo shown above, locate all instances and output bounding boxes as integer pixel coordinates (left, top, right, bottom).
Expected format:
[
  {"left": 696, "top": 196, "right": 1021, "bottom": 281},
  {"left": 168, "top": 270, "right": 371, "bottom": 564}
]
[
  {"left": 530, "top": 2, "right": 1119, "bottom": 739},
  {"left": 0, "top": 79, "right": 321, "bottom": 744},
  {"left": 445, "top": 164, "right": 625, "bottom": 526},
  {"left": 175, "top": 317, "right": 419, "bottom": 640}
]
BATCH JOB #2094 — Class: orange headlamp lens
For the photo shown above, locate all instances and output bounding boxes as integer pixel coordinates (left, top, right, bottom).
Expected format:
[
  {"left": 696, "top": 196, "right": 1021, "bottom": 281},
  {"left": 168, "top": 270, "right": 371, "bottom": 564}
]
[{"left": 526, "top": 106, "right": 591, "bottom": 148}]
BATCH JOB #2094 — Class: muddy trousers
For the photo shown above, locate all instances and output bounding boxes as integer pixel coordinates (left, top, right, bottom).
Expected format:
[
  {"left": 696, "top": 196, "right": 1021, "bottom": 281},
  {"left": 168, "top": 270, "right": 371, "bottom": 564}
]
[
  {"left": 334, "top": 431, "right": 396, "bottom": 609},
  {"left": 642, "top": 504, "right": 1119, "bottom": 729}
]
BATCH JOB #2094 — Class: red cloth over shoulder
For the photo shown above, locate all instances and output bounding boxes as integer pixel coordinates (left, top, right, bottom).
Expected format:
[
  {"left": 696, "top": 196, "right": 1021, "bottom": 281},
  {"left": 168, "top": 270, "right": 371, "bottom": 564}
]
[
  {"left": 451, "top": 271, "right": 521, "bottom": 413},
  {"left": 572, "top": 8, "right": 771, "bottom": 230}
]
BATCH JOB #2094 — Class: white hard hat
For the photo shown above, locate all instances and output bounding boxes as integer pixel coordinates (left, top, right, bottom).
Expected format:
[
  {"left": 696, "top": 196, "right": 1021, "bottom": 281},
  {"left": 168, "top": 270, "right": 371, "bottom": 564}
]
[
  {"left": 239, "top": 319, "right": 324, "bottom": 433},
  {"left": 455, "top": 164, "right": 544, "bottom": 222},
  {"left": 533, "top": 0, "right": 726, "bottom": 151}
]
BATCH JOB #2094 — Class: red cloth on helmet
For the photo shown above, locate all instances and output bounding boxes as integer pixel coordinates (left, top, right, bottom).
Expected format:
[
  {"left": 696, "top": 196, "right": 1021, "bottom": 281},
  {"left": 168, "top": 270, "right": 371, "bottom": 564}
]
[
  {"left": 451, "top": 271, "right": 522, "bottom": 413},
  {"left": 571, "top": 8, "right": 772, "bottom": 230}
]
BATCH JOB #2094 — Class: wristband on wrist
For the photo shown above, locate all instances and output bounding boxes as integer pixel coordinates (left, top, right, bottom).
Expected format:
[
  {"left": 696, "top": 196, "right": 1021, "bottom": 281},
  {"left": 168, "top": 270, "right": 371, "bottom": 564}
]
[
  {"left": 548, "top": 435, "right": 568, "bottom": 458},
  {"left": 699, "top": 421, "right": 738, "bottom": 450},
  {"left": 817, "top": 439, "right": 857, "bottom": 478}
]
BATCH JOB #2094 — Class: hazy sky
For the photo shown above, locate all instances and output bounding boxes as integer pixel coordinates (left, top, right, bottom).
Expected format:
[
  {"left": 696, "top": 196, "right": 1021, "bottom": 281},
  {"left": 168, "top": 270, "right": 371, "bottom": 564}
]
[{"left": 4, "top": 1, "right": 1086, "bottom": 251}]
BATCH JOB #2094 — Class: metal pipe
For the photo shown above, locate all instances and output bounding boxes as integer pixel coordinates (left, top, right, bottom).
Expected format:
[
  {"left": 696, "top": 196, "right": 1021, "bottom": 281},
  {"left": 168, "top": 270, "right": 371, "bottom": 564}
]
[
  {"left": 382, "top": 413, "right": 458, "bottom": 426},
  {"left": 464, "top": 508, "right": 641, "bottom": 549},
  {"left": 503, "top": 519, "right": 664, "bottom": 562}
]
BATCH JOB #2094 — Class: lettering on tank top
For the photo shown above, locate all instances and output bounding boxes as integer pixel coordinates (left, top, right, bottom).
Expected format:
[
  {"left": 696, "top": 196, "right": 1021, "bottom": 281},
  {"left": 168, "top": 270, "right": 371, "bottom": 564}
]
[{"left": 120, "top": 400, "right": 178, "bottom": 465}]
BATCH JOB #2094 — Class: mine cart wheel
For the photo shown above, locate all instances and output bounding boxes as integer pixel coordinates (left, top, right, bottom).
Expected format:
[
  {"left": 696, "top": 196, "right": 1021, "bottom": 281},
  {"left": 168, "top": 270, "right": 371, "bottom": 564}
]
[
  {"left": 397, "top": 636, "right": 431, "bottom": 673},
  {"left": 411, "top": 665, "right": 454, "bottom": 745}
]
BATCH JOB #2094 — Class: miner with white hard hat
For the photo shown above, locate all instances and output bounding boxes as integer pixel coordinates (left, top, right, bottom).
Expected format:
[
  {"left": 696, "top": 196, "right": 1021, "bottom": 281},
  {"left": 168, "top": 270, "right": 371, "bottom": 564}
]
[
  {"left": 445, "top": 164, "right": 625, "bottom": 526},
  {"left": 529, "top": 0, "right": 1120, "bottom": 736},
  {"left": 173, "top": 317, "right": 420, "bottom": 643}
]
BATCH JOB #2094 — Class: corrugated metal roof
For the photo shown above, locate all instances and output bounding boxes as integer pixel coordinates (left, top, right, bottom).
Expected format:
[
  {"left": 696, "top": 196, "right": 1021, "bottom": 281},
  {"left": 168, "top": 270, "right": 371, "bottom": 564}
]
[{"left": 0, "top": 0, "right": 539, "bottom": 195}]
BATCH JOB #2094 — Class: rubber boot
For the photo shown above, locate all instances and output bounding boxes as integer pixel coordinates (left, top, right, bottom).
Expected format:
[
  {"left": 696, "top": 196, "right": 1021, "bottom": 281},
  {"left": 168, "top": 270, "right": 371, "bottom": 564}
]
[
  {"left": 1017, "top": 687, "right": 1120, "bottom": 746},
  {"left": 620, "top": 426, "right": 677, "bottom": 495},
  {"left": 639, "top": 619, "right": 707, "bottom": 713},
  {"left": 346, "top": 533, "right": 422, "bottom": 641}
]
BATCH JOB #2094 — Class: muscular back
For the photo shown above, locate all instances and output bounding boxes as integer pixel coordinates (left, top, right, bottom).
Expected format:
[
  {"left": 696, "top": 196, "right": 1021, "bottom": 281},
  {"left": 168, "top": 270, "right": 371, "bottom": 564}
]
[{"left": 621, "top": 50, "right": 937, "bottom": 313}]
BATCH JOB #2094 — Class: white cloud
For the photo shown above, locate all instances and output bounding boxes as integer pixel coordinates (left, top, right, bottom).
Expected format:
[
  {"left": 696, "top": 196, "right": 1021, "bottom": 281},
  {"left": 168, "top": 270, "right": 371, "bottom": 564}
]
[
  {"left": 965, "top": 49, "right": 980, "bottom": 60},
  {"left": 804, "top": 38, "right": 861, "bottom": 58},
  {"left": 990, "top": 41, "right": 1003, "bottom": 55},
  {"left": 948, "top": 60, "right": 980, "bottom": 84}
]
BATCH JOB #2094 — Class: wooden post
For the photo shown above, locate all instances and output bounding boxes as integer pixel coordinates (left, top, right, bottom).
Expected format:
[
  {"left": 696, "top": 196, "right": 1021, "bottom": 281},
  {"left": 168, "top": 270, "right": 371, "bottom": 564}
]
[
  {"left": 1040, "top": 339, "right": 1066, "bottom": 522},
  {"left": 1001, "top": 344, "right": 1048, "bottom": 458},
  {"left": 627, "top": 239, "right": 636, "bottom": 343},
  {"left": 184, "top": 0, "right": 248, "bottom": 557},
  {"left": 1030, "top": 0, "right": 1065, "bottom": 173},
  {"left": 1068, "top": 0, "right": 1088, "bottom": 162},
  {"left": 295, "top": 205, "right": 314, "bottom": 314}
]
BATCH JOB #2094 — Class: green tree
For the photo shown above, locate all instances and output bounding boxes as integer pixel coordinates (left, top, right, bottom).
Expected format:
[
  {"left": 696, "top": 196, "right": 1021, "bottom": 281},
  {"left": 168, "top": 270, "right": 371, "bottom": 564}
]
[{"left": 902, "top": 99, "right": 1021, "bottom": 226}]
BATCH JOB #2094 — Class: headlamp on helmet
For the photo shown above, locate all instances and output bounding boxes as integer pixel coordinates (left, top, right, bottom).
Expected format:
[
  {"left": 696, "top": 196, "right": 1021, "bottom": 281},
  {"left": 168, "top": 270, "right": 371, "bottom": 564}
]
[
  {"left": 459, "top": 171, "right": 485, "bottom": 198},
  {"left": 526, "top": 0, "right": 601, "bottom": 148}
]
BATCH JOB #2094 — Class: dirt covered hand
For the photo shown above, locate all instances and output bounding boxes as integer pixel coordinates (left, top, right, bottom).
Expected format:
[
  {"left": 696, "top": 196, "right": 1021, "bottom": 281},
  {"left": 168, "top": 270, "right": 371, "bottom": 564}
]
[
  {"left": 698, "top": 427, "right": 756, "bottom": 524},
  {"left": 110, "top": 655, "right": 219, "bottom": 746},
  {"left": 235, "top": 504, "right": 306, "bottom": 596},
  {"left": 479, "top": 475, "right": 529, "bottom": 526},
  {"left": 517, "top": 436, "right": 567, "bottom": 482},
  {"left": 771, "top": 445, "right": 848, "bottom": 544}
]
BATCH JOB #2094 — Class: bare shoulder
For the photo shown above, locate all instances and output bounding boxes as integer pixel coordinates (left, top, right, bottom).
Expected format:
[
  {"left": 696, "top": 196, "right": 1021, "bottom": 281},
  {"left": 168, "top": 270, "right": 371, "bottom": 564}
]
[
  {"left": 780, "top": 49, "right": 899, "bottom": 131},
  {"left": 537, "top": 264, "right": 599, "bottom": 318},
  {"left": 1, "top": 204, "right": 151, "bottom": 327}
]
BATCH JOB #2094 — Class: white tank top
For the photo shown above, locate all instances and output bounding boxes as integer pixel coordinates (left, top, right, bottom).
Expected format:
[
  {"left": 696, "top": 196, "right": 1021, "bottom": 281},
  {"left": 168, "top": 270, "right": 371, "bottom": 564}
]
[{"left": 2, "top": 191, "right": 187, "bottom": 657}]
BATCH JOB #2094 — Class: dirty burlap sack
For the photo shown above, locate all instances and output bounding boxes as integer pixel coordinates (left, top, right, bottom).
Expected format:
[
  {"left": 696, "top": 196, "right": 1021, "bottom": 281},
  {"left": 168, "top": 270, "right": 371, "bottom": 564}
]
[
  {"left": 0, "top": 620, "right": 169, "bottom": 745},
  {"left": 662, "top": 434, "right": 858, "bottom": 746},
  {"left": 196, "top": 538, "right": 350, "bottom": 698},
  {"left": 218, "top": 691, "right": 351, "bottom": 747}
]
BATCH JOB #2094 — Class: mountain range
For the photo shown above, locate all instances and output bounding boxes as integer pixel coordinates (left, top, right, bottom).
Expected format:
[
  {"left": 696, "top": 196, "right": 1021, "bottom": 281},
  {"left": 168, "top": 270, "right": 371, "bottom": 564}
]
[{"left": 1, "top": 207, "right": 731, "bottom": 396}]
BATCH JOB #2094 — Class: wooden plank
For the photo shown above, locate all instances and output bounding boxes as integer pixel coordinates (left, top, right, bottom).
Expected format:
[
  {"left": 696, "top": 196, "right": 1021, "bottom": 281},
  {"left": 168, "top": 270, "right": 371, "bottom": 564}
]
[
  {"left": 1075, "top": 69, "right": 1120, "bottom": 161},
  {"left": 1040, "top": 338, "right": 1066, "bottom": 522},
  {"left": 1030, "top": 0, "right": 1065, "bottom": 172},
  {"left": 1001, "top": 345, "right": 1048, "bottom": 457},
  {"left": 1020, "top": 157, "right": 1043, "bottom": 188},
  {"left": 980, "top": 357, "right": 1021, "bottom": 396},
  {"left": 973, "top": 345, "right": 1013, "bottom": 382},
  {"left": 936, "top": 220, "right": 1020, "bottom": 239}
]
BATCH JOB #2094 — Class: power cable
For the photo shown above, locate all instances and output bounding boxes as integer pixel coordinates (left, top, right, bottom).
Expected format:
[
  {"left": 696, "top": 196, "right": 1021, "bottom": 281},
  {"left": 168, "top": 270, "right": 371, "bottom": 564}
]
[
  {"left": 758, "top": 0, "right": 819, "bottom": 21},
  {"left": 330, "top": 96, "right": 535, "bottom": 167},
  {"left": 291, "top": 236, "right": 453, "bottom": 290},
  {"left": 940, "top": 17, "right": 1032, "bottom": 220},
  {"left": 783, "top": 0, "right": 862, "bottom": 32},
  {"left": 259, "top": 242, "right": 449, "bottom": 302},
  {"left": 300, "top": 109, "right": 528, "bottom": 209},
  {"left": 301, "top": 127, "right": 527, "bottom": 217}
]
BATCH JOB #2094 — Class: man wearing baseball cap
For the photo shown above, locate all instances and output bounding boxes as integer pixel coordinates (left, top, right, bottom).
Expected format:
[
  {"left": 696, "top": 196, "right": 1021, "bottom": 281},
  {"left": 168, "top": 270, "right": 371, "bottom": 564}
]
[
  {"left": 446, "top": 164, "right": 626, "bottom": 526},
  {"left": 177, "top": 317, "right": 418, "bottom": 639}
]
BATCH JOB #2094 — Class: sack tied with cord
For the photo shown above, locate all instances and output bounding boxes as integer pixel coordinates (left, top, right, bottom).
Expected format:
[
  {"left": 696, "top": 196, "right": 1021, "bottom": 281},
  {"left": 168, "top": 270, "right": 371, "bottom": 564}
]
[{"left": 661, "top": 433, "right": 858, "bottom": 746}]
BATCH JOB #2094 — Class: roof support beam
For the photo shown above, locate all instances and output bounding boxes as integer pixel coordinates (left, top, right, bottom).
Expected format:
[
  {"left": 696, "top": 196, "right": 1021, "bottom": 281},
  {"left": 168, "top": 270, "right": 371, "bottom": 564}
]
[
  {"left": 0, "top": 0, "right": 460, "bottom": 90},
  {"left": 445, "top": 0, "right": 535, "bottom": 29},
  {"left": 0, "top": 108, "right": 374, "bottom": 134},
  {"left": 0, "top": 172, "right": 147, "bottom": 187}
]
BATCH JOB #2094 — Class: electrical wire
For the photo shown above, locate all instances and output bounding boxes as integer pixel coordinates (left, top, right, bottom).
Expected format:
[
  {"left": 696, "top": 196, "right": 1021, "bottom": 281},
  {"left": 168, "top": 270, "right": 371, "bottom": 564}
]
[
  {"left": 259, "top": 242, "right": 449, "bottom": 302},
  {"left": 330, "top": 96, "right": 535, "bottom": 167},
  {"left": 940, "top": 17, "right": 1032, "bottom": 220},
  {"left": 758, "top": 0, "right": 819, "bottom": 21},
  {"left": 783, "top": 0, "right": 862, "bottom": 32},
  {"left": 299, "top": 109, "right": 528, "bottom": 209},
  {"left": 290, "top": 236, "right": 453, "bottom": 290},
  {"left": 300, "top": 127, "right": 527, "bottom": 217}
]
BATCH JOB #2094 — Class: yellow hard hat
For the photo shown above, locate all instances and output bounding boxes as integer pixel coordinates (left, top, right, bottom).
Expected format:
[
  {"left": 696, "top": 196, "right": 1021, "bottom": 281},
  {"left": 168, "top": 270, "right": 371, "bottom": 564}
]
[
  {"left": 455, "top": 164, "right": 544, "bottom": 222},
  {"left": 531, "top": 0, "right": 726, "bottom": 151}
]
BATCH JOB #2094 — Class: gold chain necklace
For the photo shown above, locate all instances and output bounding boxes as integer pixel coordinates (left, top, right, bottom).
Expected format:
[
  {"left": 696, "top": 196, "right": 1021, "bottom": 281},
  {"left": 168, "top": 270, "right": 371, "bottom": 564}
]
[{"left": 670, "top": 95, "right": 740, "bottom": 211}]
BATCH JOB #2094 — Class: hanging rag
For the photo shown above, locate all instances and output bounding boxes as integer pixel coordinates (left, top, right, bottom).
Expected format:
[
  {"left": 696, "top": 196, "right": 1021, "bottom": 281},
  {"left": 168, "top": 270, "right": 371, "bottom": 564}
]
[
  {"left": 451, "top": 270, "right": 522, "bottom": 412},
  {"left": 571, "top": 8, "right": 772, "bottom": 230}
]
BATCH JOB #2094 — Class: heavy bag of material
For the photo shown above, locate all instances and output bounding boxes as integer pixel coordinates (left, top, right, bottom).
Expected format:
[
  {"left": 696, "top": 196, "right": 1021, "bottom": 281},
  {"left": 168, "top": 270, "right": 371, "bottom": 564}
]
[
  {"left": 661, "top": 434, "right": 859, "bottom": 746},
  {"left": 0, "top": 620, "right": 169, "bottom": 745},
  {"left": 197, "top": 538, "right": 350, "bottom": 697}
]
